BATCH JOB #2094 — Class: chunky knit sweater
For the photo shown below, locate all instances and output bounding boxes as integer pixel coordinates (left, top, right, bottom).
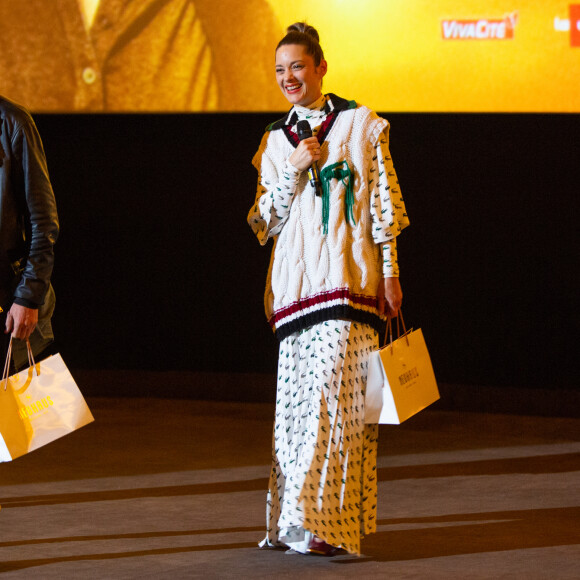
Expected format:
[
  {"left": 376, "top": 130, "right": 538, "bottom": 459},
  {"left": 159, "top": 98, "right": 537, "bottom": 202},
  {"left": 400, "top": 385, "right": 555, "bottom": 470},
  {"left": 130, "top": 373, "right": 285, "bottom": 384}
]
[{"left": 248, "top": 94, "right": 409, "bottom": 340}]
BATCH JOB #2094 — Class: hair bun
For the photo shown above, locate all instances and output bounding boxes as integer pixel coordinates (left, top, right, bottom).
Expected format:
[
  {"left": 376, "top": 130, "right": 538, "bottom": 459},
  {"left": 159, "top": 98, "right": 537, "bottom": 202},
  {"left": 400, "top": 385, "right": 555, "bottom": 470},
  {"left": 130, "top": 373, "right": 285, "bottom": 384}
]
[
  {"left": 277, "top": 21, "right": 325, "bottom": 66},
  {"left": 287, "top": 22, "right": 320, "bottom": 44}
]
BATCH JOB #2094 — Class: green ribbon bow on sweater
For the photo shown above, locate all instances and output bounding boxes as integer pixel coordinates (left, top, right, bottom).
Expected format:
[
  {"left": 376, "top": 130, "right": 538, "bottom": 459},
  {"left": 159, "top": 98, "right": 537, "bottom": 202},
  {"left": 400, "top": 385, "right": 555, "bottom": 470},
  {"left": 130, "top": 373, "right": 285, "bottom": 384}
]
[{"left": 319, "top": 161, "right": 356, "bottom": 234}]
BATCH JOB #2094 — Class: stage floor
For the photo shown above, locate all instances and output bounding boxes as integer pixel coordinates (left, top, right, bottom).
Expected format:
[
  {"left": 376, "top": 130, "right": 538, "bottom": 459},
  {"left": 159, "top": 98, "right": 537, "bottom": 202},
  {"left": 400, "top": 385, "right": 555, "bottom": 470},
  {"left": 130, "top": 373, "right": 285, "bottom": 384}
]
[{"left": 1, "top": 398, "right": 579, "bottom": 579}]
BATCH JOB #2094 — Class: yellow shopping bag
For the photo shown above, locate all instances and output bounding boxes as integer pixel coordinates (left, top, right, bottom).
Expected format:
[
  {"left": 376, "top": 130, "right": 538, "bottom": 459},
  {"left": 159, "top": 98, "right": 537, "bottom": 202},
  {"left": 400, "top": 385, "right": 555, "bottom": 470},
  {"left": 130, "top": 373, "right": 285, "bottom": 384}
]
[
  {"left": 0, "top": 339, "right": 94, "bottom": 462},
  {"left": 365, "top": 313, "right": 439, "bottom": 424}
]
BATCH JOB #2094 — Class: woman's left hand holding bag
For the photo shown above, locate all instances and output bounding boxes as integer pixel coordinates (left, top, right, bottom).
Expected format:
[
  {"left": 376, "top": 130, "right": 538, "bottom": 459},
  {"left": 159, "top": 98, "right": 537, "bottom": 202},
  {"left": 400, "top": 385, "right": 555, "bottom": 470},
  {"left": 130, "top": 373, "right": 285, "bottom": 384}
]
[{"left": 377, "top": 277, "right": 402, "bottom": 318}]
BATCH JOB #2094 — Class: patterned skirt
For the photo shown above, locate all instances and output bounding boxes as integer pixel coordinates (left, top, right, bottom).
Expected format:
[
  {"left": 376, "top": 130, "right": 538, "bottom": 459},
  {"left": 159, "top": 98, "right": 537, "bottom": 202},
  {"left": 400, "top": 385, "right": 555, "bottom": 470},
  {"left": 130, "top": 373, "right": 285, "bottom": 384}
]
[{"left": 262, "top": 320, "right": 379, "bottom": 555}]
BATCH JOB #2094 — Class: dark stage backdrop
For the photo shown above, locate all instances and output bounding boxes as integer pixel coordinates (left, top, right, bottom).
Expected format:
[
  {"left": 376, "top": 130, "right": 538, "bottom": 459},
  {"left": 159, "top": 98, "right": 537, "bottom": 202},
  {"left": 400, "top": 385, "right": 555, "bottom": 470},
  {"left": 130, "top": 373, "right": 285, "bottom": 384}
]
[{"left": 34, "top": 113, "right": 579, "bottom": 391}]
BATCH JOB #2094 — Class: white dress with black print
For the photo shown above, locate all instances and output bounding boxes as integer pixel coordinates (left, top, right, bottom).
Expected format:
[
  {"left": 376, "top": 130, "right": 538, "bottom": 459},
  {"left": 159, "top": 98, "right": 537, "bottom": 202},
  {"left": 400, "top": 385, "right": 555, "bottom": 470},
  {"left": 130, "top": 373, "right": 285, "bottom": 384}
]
[{"left": 262, "top": 320, "right": 379, "bottom": 555}]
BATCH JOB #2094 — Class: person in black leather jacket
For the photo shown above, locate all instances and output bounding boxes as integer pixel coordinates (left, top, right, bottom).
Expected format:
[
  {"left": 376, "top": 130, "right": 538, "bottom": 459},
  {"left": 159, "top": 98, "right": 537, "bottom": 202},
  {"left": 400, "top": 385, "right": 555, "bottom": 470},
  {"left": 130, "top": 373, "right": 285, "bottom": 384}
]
[{"left": 0, "top": 96, "right": 59, "bottom": 367}]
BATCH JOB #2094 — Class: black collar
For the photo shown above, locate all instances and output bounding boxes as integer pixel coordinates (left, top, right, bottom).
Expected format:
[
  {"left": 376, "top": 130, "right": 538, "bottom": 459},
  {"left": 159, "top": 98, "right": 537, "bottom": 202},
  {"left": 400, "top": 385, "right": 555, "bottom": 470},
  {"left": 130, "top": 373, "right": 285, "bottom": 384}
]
[{"left": 266, "top": 94, "right": 355, "bottom": 133}]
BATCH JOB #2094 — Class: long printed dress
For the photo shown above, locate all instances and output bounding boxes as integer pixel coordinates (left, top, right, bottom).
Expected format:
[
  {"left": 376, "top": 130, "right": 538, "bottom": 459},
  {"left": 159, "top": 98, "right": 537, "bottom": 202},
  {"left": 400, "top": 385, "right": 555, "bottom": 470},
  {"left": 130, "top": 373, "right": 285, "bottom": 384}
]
[
  {"left": 251, "top": 94, "right": 408, "bottom": 556},
  {"left": 263, "top": 320, "right": 379, "bottom": 555}
]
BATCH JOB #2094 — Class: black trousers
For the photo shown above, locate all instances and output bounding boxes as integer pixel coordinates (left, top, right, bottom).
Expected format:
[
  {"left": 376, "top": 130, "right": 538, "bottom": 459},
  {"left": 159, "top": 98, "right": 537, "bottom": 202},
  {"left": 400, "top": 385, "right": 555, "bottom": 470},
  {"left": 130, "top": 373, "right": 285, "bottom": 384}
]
[{"left": 0, "top": 308, "right": 11, "bottom": 374}]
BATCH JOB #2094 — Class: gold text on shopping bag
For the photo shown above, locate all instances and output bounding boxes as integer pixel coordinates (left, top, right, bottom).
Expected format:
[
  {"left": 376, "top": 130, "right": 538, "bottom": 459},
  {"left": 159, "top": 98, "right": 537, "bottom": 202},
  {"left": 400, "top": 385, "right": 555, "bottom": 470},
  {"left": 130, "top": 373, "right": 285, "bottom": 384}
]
[
  {"left": 399, "top": 367, "right": 419, "bottom": 387},
  {"left": 18, "top": 396, "right": 54, "bottom": 419}
]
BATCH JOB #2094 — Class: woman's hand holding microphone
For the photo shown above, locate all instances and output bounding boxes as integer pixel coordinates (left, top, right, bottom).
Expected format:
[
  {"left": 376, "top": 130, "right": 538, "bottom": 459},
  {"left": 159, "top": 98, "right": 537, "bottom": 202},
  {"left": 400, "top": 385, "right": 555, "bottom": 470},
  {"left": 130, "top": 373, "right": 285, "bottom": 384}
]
[{"left": 289, "top": 137, "right": 321, "bottom": 171}]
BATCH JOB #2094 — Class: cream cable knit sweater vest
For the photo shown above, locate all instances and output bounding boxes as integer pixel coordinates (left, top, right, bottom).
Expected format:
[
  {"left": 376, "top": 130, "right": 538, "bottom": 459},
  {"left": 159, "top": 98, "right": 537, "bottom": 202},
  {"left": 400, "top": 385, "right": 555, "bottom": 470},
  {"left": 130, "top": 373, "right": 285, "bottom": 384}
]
[{"left": 249, "top": 97, "right": 408, "bottom": 339}]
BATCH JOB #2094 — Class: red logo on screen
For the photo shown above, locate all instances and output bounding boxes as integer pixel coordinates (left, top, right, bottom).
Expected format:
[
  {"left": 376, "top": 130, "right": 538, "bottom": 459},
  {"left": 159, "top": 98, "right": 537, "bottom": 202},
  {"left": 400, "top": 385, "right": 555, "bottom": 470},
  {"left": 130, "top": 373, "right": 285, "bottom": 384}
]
[
  {"left": 571, "top": 5, "right": 580, "bottom": 46},
  {"left": 441, "top": 12, "right": 518, "bottom": 40}
]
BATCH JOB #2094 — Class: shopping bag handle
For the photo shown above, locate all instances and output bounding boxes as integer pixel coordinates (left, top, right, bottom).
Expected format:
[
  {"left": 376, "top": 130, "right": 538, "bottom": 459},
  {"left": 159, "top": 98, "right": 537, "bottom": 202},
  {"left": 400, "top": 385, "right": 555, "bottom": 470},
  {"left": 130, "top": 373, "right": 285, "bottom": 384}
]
[
  {"left": 2, "top": 338, "right": 37, "bottom": 391},
  {"left": 383, "top": 309, "right": 411, "bottom": 348},
  {"left": 2, "top": 337, "right": 13, "bottom": 390}
]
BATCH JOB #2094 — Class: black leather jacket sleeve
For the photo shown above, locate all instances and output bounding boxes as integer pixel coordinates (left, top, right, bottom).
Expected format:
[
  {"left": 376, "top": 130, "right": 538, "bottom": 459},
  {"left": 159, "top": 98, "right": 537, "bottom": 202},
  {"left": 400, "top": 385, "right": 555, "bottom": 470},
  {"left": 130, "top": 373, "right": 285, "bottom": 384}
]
[{"left": 11, "top": 116, "right": 59, "bottom": 308}]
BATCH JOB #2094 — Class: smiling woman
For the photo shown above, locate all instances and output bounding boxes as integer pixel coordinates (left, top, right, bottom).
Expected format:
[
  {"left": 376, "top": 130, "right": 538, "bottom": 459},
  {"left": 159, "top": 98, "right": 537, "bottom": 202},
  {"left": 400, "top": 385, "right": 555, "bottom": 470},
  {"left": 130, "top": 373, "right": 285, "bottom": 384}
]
[{"left": 248, "top": 22, "right": 410, "bottom": 557}]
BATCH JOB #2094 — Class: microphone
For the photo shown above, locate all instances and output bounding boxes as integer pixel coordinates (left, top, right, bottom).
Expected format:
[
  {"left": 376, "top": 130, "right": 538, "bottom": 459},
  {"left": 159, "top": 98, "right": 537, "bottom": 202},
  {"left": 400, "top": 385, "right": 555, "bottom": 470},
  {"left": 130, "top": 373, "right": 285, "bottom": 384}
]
[{"left": 296, "top": 120, "right": 322, "bottom": 196}]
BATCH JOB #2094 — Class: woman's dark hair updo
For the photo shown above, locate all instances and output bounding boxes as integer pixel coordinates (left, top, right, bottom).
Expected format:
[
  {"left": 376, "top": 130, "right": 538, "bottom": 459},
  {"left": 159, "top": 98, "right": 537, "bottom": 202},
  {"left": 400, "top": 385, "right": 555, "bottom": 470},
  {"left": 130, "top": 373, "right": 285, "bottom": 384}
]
[{"left": 276, "top": 22, "right": 325, "bottom": 66}]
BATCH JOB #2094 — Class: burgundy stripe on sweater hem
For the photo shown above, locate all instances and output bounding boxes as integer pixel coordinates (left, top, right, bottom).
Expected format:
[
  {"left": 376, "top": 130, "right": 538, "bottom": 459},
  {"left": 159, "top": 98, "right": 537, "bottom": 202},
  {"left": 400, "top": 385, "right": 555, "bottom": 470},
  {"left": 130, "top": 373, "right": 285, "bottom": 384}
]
[{"left": 269, "top": 288, "right": 377, "bottom": 327}]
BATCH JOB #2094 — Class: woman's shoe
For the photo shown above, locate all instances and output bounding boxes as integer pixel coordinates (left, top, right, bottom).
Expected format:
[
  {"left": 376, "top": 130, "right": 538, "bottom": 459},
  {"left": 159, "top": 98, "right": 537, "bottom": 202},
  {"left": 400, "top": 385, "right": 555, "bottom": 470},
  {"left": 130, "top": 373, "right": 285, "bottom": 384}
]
[{"left": 307, "top": 535, "right": 340, "bottom": 556}]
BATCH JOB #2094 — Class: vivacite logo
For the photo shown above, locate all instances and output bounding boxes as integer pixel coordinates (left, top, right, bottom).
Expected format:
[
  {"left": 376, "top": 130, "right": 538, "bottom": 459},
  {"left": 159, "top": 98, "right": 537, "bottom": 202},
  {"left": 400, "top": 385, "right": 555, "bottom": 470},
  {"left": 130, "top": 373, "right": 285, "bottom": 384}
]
[{"left": 441, "top": 12, "right": 518, "bottom": 40}]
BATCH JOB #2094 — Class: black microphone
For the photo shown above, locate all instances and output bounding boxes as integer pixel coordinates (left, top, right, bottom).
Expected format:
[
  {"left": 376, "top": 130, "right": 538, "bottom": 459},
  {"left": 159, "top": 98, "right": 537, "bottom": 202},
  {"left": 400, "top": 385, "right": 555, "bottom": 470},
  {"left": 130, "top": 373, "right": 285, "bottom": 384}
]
[{"left": 296, "top": 120, "right": 321, "bottom": 196}]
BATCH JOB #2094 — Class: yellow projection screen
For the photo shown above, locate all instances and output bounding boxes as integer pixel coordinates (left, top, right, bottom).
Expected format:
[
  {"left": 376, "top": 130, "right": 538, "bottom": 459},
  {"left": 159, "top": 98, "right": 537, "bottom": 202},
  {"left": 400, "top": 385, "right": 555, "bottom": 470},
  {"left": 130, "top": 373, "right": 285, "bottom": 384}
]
[{"left": 1, "top": 1, "right": 579, "bottom": 112}]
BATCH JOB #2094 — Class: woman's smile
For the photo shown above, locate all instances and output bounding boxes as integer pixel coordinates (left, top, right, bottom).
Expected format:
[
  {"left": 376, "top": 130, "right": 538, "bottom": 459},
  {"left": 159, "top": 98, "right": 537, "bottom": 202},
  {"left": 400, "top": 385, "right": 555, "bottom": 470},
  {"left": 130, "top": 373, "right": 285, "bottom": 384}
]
[{"left": 285, "top": 82, "right": 302, "bottom": 94}]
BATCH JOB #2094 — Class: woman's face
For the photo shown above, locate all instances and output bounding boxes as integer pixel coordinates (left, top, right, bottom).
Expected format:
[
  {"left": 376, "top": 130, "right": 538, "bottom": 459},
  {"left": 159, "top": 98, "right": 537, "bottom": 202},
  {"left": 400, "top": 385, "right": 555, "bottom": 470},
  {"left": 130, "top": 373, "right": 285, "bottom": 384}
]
[{"left": 275, "top": 44, "right": 327, "bottom": 107}]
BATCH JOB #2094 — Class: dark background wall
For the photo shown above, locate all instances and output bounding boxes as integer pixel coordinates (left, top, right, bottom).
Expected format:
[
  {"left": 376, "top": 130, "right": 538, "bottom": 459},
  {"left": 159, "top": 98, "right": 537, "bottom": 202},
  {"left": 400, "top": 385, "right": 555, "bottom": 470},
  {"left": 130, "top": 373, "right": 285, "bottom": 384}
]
[{"left": 35, "top": 112, "right": 579, "bottom": 391}]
